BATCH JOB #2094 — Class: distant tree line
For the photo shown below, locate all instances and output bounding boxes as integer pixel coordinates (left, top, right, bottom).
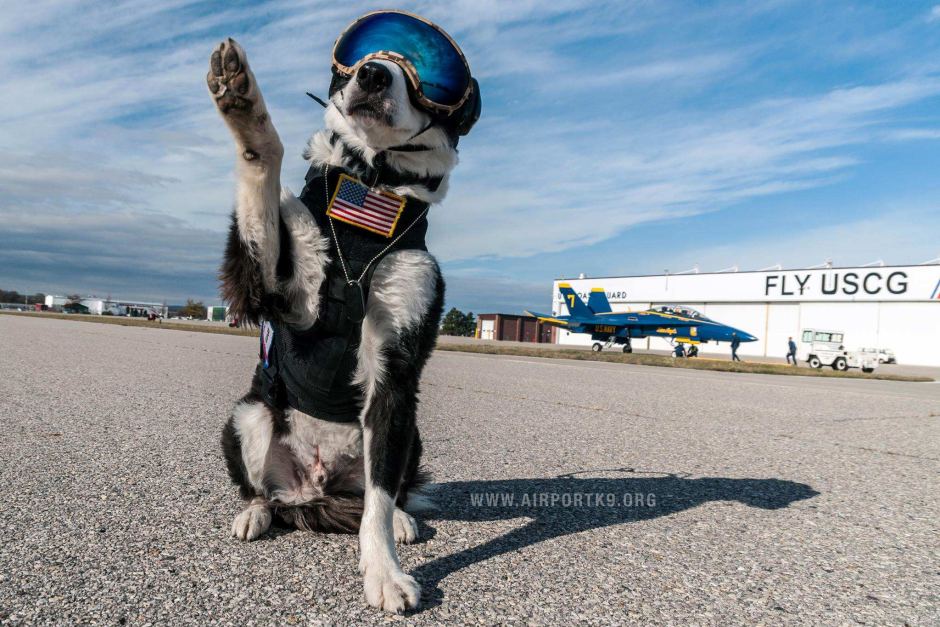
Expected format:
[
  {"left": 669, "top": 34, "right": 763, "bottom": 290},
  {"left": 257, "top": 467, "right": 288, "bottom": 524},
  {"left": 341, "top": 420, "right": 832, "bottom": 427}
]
[
  {"left": 176, "top": 299, "right": 207, "bottom": 319},
  {"left": 440, "top": 307, "right": 476, "bottom": 336},
  {"left": 0, "top": 289, "right": 46, "bottom": 305}
]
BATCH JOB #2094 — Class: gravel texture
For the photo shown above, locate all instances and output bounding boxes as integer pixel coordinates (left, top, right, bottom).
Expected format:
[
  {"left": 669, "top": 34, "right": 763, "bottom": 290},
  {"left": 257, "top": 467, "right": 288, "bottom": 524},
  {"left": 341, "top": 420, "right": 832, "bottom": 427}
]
[{"left": 1, "top": 315, "right": 937, "bottom": 625}]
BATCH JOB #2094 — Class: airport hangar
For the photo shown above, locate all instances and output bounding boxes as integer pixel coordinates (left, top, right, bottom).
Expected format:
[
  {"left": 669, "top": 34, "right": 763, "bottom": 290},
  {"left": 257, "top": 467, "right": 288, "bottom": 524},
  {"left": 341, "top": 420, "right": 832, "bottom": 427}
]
[{"left": 550, "top": 263, "right": 940, "bottom": 366}]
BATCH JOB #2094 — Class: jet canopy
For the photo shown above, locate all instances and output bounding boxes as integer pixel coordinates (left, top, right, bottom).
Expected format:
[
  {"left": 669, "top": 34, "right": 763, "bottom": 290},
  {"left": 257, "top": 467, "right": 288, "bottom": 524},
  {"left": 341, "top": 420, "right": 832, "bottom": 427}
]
[{"left": 656, "top": 305, "right": 712, "bottom": 321}]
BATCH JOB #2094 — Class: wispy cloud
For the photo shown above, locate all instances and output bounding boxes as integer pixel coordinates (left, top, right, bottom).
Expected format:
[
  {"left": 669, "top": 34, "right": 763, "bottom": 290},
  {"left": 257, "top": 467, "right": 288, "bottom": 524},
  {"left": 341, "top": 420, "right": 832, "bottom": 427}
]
[
  {"left": 433, "top": 77, "right": 940, "bottom": 261},
  {"left": 1, "top": 1, "right": 939, "bottom": 311},
  {"left": 638, "top": 207, "right": 940, "bottom": 276},
  {"left": 0, "top": 204, "right": 223, "bottom": 302}
]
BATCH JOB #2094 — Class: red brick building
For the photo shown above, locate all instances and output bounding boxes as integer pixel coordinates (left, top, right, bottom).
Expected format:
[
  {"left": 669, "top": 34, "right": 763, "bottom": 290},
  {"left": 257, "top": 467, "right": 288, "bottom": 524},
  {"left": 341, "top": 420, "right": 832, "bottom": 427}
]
[{"left": 475, "top": 313, "right": 556, "bottom": 343}]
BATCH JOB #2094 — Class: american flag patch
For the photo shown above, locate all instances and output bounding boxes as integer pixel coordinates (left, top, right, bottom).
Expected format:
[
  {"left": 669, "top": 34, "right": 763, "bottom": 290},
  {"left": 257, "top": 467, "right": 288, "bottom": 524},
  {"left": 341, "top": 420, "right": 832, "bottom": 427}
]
[{"left": 326, "top": 173, "right": 406, "bottom": 238}]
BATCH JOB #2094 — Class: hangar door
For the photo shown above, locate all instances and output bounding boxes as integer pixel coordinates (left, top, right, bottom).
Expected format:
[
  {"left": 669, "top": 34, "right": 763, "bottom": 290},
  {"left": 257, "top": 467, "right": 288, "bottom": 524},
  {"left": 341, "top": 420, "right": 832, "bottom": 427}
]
[
  {"left": 698, "top": 303, "right": 767, "bottom": 357},
  {"left": 522, "top": 318, "right": 538, "bottom": 342},
  {"left": 800, "top": 302, "right": 879, "bottom": 351},
  {"left": 480, "top": 319, "right": 494, "bottom": 340},
  {"left": 764, "top": 304, "right": 800, "bottom": 358}
]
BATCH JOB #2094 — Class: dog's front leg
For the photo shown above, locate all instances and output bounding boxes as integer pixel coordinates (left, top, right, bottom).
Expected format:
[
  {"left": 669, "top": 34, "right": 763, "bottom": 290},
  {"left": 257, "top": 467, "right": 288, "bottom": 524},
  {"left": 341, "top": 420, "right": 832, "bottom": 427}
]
[
  {"left": 231, "top": 496, "right": 272, "bottom": 541},
  {"left": 359, "top": 427, "right": 421, "bottom": 613},
  {"left": 207, "top": 38, "right": 284, "bottom": 295},
  {"left": 355, "top": 251, "right": 444, "bottom": 613}
]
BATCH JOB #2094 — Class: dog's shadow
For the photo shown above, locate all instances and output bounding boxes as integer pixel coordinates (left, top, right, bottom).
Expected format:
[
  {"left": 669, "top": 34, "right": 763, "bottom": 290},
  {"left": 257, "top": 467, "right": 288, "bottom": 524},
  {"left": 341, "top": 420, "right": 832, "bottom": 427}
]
[{"left": 411, "top": 470, "right": 819, "bottom": 610}]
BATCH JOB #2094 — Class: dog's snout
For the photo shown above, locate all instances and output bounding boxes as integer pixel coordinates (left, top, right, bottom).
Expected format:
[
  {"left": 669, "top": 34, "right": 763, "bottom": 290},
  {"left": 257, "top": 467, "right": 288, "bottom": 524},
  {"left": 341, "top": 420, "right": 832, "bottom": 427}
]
[{"left": 356, "top": 61, "right": 391, "bottom": 94}]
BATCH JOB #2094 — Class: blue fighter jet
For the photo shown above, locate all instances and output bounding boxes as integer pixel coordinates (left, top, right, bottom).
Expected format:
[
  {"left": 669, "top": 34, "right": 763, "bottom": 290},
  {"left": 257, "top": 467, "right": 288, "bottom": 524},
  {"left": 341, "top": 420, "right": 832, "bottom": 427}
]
[{"left": 526, "top": 283, "right": 758, "bottom": 352}]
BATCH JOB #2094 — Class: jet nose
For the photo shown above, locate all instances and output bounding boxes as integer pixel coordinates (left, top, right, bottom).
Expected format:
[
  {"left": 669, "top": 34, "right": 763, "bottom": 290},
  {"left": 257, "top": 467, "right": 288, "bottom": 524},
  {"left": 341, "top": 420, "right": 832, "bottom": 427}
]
[{"left": 737, "top": 330, "right": 758, "bottom": 342}]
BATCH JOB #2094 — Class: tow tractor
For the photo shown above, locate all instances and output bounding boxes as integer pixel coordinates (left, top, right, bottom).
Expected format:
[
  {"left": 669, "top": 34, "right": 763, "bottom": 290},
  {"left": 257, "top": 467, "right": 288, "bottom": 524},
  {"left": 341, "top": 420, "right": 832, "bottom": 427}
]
[{"left": 799, "top": 329, "right": 878, "bottom": 373}]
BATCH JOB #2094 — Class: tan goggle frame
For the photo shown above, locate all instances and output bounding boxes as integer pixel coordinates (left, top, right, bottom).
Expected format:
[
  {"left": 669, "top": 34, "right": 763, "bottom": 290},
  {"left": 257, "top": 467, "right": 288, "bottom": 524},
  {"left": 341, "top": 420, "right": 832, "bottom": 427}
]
[{"left": 331, "top": 10, "right": 474, "bottom": 115}]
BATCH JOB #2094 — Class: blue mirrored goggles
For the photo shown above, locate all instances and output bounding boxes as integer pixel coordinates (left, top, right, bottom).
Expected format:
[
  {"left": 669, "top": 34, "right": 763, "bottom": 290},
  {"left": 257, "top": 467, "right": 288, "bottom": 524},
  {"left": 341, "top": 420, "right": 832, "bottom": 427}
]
[{"left": 332, "top": 10, "right": 473, "bottom": 114}]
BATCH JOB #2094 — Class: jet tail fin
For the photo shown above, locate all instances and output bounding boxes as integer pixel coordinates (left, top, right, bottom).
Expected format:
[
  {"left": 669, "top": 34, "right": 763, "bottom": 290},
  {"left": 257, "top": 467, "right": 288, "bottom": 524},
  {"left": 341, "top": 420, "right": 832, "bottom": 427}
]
[
  {"left": 587, "top": 288, "right": 612, "bottom": 313},
  {"left": 558, "top": 283, "right": 593, "bottom": 318}
]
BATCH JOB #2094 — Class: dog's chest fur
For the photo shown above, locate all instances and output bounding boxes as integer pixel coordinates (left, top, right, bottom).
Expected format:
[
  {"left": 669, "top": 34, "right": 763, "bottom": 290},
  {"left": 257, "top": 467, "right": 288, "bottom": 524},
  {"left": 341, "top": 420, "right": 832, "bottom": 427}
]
[{"left": 255, "top": 164, "right": 432, "bottom": 423}]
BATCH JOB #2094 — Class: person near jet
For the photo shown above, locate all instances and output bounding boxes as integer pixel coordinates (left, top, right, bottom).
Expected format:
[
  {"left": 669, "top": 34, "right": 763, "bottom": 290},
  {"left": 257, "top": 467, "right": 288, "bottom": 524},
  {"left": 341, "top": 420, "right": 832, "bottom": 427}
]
[
  {"left": 787, "top": 336, "right": 798, "bottom": 365},
  {"left": 674, "top": 344, "right": 686, "bottom": 358},
  {"left": 731, "top": 333, "right": 741, "bottom": 362}
]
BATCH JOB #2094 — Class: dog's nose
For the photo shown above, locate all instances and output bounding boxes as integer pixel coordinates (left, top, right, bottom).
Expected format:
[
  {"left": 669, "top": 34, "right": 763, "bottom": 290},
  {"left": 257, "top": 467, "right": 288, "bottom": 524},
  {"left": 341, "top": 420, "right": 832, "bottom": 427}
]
[{"left": 356, "top": 61, "right": 391, "bottom": 94}]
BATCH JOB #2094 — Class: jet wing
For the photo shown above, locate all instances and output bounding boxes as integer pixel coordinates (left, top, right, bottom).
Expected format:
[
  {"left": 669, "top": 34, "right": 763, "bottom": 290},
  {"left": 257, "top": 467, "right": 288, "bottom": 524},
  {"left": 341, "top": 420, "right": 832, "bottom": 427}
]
[{"left": 524, "top": 311, "right": 571, "bottom": 327}]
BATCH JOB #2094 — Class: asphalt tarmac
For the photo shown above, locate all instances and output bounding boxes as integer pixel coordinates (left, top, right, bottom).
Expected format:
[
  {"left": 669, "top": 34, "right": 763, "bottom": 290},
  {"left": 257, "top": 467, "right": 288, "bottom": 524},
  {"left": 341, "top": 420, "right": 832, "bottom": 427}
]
[{"left": 1, "top": 315, "right": 937, "bottom": 625}]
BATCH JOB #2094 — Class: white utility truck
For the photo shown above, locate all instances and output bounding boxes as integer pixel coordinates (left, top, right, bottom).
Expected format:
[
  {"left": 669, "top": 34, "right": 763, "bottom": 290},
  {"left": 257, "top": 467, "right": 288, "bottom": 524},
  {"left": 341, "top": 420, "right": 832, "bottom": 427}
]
[
  {"left": 859, "top": 347, "right": 897, "bottom": 364},
  {"left": 799, "top": 329, "right": 878, "bottom": 373}
]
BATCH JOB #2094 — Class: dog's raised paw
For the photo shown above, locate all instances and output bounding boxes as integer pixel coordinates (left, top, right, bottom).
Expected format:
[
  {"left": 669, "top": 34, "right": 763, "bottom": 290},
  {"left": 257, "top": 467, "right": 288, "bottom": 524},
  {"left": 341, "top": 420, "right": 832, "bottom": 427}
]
[
  {"left": 207, "top": 38, "right": 256, "bottom": 114},
  {"left": 393, "top": 508, "right": 418, "bottom": 544},
  {"left": 363, "top": 568, "right": 421, "bottom": 613},
  {"left": 231, "top": 504, "right": 271, "bottom": 541}
]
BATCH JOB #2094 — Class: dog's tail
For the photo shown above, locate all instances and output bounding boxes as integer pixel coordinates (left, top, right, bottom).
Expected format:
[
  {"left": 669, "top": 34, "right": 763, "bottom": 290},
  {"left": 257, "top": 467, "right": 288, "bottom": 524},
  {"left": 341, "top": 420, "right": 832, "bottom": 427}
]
[
  {"left": 401, "top": 466, "right": 438, "bottom": 513},
  {"left": 275, "top": 493, "right": 363, "bottom": 534}
]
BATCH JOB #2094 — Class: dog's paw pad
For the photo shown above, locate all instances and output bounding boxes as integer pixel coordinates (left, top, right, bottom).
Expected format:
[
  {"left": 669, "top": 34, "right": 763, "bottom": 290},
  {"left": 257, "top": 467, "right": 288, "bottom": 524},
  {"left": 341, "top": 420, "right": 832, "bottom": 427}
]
[
  {"left": 231, "top": 505, "right": 271, "bottom": 541},
  {"left": 207, "top": 39, "right": 255, "bottom": 114},
  {"left": 393, "top": 508, "right": 418, "bottom": 544},
  {"left": 223, "top": 42, "right": 242, "bottom": 73},
  {"left": 363, "top": 568, "right": 421, "bottom": 613}
]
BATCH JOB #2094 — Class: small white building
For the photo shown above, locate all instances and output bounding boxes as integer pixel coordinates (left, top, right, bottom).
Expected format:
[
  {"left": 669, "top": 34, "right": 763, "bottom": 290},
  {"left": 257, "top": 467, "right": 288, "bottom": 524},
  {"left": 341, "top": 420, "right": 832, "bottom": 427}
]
[
  {"left": 552, "top": 263, "right": 940, "bottom": 366},
  {"left": 206, "top": 305, "right": 230, "bottom": 322},
  {"left": 80, "top": 298, "right": 107, "bottom": 315}
]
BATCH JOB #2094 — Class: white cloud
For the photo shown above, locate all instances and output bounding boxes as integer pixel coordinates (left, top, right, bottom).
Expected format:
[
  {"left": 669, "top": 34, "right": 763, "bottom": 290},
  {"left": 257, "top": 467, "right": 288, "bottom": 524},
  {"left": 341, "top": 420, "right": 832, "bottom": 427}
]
[
  {"left": 630, "top": 209, "right": 940, "bottom": 276},
  {"left": 928, "top": 5, "right": 940, "bottom": 23},
  {"left": 1, "top": 0, "right": 939, "bottom": 305},
  {"left": 883, "top": 128, "right": 940, "bottom": 141},
  {"left": 431, "top": 77, "right": 940, "bottom": 261}
]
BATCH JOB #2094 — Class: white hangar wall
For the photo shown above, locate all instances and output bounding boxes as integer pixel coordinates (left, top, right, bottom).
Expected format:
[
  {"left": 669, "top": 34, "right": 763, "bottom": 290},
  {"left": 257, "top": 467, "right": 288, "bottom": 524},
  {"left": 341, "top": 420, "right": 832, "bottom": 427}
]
[{"left": 551, "top": 265, "right": 940, "bottom": 366}]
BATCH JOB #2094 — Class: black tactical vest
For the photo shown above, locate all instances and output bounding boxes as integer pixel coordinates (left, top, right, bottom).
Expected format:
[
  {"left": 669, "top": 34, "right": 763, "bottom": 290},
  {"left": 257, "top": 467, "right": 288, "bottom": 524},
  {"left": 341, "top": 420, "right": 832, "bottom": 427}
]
[{"left": 257, "top": 165, "right": 430, "bottom": 422}]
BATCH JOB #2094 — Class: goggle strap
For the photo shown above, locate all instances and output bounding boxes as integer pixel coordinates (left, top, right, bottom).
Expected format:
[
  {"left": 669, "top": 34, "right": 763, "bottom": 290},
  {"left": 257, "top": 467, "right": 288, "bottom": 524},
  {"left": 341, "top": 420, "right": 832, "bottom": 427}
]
[{"left": 306, "top": 92, "right": 329, "bottom": 108}]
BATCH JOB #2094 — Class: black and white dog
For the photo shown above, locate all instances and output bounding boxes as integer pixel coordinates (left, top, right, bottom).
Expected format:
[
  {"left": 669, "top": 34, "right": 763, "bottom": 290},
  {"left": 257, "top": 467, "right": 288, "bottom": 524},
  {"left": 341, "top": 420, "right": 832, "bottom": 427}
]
[{"left": 207, "top": 17, "right": 477, "bottom": 613}]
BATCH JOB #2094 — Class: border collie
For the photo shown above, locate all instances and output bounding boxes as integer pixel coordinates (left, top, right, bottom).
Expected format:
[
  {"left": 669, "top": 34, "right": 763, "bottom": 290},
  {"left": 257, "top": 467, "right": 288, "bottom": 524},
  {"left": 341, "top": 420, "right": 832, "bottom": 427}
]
[{"left": 207, "top": 12, "right": 478, "bottom": 614}]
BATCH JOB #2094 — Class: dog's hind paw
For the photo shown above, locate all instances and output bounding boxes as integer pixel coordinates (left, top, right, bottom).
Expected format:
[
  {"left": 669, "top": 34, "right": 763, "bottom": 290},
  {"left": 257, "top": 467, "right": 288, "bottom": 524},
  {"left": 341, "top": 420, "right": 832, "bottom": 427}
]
[
  {"left": 207, "top": 38, "right": 257, "bottom": 115},
  {"left": 393, "top": 508, "right": 418, "bottom": 544},
  {"left": 231, "top": 502, "right": 271, "bottom": 541},
  {"left": 362, "top": 567, "right": 421, "bottom": 613}
]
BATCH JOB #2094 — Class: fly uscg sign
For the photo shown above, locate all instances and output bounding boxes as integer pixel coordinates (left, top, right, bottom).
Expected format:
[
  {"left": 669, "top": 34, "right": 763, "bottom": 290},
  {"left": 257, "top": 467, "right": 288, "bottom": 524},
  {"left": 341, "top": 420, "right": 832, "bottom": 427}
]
[
  {"left": 556, "top": 265, "right": 940, "bottom": 304},
  {"left": 763, "top": 269, "right": 909, "bottom": 298}
]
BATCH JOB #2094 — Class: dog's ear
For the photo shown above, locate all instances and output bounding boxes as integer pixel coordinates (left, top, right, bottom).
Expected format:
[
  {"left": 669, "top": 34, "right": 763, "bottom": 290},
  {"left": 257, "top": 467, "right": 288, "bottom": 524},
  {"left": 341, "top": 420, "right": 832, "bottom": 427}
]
[
  {"left": 451, "top": 78, "right": 481, "bottom": 138},
  {"left": 436, "top": 78, "right": 481, "bottom": 146}
]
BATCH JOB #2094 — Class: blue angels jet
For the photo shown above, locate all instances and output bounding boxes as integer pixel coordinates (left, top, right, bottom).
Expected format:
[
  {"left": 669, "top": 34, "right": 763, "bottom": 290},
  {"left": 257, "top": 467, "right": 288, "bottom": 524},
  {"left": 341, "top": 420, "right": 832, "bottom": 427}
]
[{"left": 526, "top": 284, "right": 758, "bottom": 352}]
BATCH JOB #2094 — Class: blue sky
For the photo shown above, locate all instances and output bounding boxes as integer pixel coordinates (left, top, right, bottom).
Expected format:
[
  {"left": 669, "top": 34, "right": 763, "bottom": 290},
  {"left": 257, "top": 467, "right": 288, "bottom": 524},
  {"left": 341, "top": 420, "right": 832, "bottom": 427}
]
[{"left": 2, "top": 1, "right": 939, "bottom": 312}]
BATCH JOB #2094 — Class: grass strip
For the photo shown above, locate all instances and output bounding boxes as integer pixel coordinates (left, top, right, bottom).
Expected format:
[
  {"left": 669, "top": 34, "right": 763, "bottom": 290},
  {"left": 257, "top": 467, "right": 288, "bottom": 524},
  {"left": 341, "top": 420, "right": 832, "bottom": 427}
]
[
  {"left": 434, "top": 342, "right": 933, "bottom": 382},
  {"left": 3, "top": 311, "right": 931, "bottom": 382}
]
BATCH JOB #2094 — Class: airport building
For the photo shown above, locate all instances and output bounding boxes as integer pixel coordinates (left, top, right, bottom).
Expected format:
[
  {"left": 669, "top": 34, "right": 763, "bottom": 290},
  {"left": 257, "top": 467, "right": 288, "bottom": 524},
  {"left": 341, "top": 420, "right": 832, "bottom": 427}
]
[
  {"left": 476, "top": 313, "right": 555, "bottom": 343},
  {"left": 43, "top": 295, "right": 168, "bottom": 318},
  {"left": 552, "top": 263, "right": 940, "bottom": 366}
]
